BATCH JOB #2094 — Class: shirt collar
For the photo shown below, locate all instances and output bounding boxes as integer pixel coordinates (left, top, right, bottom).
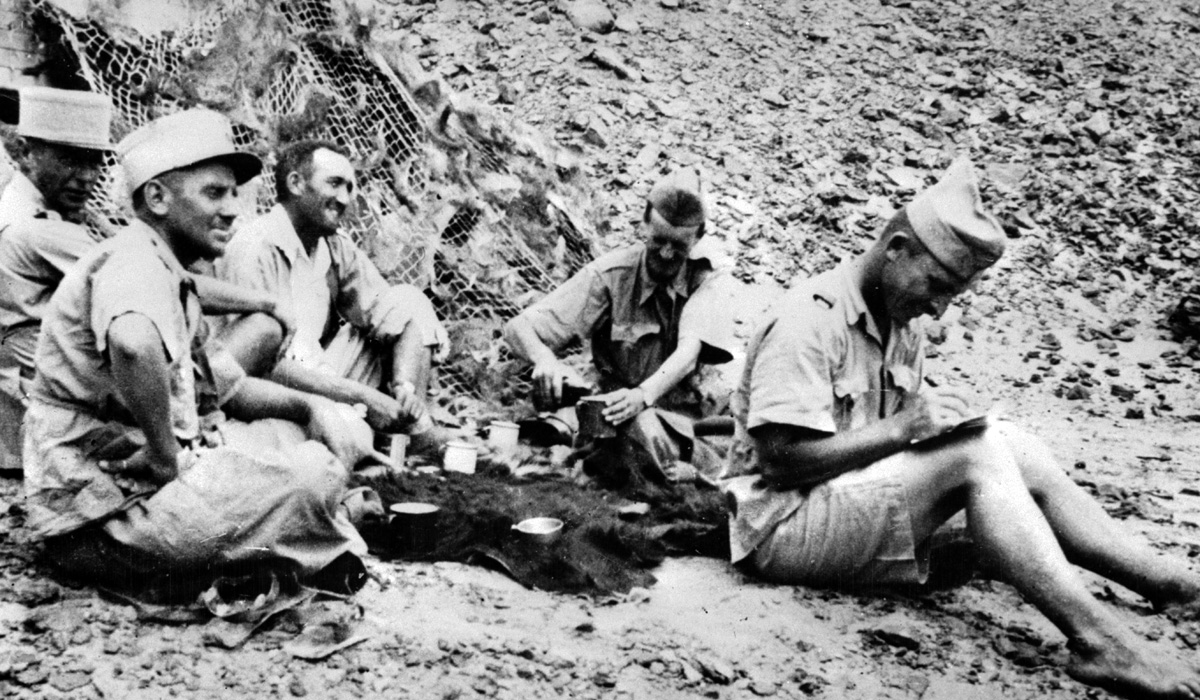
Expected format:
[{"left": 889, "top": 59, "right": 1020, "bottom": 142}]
[
  {"left": 260, "top": 204, "right": 309, "bottom": 264},
  {"left": 636, "top": 244, "right": 702, "bottom": 306},
  {"left": 833, "top": 259, "right": 889, "bottom": 345},
  {"left": 127, "top": 218, "right": 190, "bottom": 281}
]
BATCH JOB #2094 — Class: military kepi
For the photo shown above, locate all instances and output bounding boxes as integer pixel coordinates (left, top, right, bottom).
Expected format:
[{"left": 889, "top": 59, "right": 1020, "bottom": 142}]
[
  {"left": 905, "top": 157, "right": 1005, "bottom": 280},
  {"left": 117, "top": 109, "right": 263, "bottom": 195},
  {"left": 18, "top": 87, "right": 114, "bottom": 151},
  {"left": 647, "top": 167, "right": 706, "bottom": 227}
]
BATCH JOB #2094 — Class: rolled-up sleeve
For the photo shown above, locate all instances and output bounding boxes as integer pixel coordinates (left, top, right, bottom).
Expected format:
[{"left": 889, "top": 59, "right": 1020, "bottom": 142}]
[
  {"left": 745, "top": 314, "right": 838, "bottom": 435},
  {"left": 90, "top": 250, "right": 187, "bottom": 363},
  {"left": 516, "top": 264, "right": 609, "bottom": 352},
  {"left": 680, "top": 268, "right": 736, "bottom": 365}
]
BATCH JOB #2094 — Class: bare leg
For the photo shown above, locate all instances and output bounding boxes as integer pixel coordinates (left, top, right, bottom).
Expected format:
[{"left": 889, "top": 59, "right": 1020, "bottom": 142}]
[
  {"left": 995, "top": 422, "right": 1200, "bottom": 613},
  {"left": 390, "top": 331, "right": 431, "bottom": 399},
  {"left": 218, "top": 312, "right": 283, "bottom": 377},
  {"left": 899, "top": 431, "right": 1200, "bottom": 700}
]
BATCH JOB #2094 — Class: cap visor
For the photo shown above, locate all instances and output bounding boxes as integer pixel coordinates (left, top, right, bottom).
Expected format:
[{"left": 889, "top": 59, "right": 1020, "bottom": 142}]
[{"left": 192, "top": 152, "right": 263, "bottom": 186}]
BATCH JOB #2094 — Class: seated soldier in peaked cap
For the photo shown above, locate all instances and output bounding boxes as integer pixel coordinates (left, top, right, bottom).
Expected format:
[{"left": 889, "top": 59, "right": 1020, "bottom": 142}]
[
  {"left": 0, "top": 87, "right": 294, "bottom": 475},
  {"left": 24, "top": 109, "right": 380, "bottom": 597}
]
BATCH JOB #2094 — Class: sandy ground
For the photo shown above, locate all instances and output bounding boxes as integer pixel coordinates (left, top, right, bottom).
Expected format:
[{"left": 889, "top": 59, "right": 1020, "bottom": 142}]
[
  {"left": 2, "top": 275, "right": 1200, "bottom": 699},
  {"left": 5, "top": 0, "right": 1200, "bottom": 697}
]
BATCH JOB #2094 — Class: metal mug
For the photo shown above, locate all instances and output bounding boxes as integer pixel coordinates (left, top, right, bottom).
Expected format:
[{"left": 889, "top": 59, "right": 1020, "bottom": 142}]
[
  {"left": 389, "top": 502, "right": 440, "bottom": 556},
  {"left": 443, "top": 441, "right": 478, "bottom": 474},
  {"left": 488, "top": 421, "right": 520, "bottom": 453},
  {"left": 576, "top": 397, "right": 617, "bottom": 439}
]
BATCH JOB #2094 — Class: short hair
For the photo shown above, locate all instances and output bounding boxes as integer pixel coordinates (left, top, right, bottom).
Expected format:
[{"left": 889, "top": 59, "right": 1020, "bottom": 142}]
[
  {"left": 274, "top": 139, "right": 351, "bottom": 202},
  {"left": 131, "top": 168, "right": 186, "bottom": 214},
  {"left": 642, "top": 200, "right": 707, "bottom": 239}
]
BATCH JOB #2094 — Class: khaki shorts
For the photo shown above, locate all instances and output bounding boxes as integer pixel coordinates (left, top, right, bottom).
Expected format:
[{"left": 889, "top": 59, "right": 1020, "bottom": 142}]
[{"left": 750, "top": 451, "right": 929, "bottom": 589}]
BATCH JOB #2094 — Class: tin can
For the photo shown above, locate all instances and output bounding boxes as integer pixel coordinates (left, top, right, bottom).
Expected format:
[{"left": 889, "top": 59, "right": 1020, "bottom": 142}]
[{"left": 443, "top": 440, "right": 478, "bottom": 474}]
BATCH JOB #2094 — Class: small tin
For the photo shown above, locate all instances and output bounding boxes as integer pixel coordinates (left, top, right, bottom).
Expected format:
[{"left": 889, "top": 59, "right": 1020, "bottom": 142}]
[
  {"left": 488, "top": 420, "right": 520, "bottom": 453},
  {"left": 443, "top": 440, "right": 478, "bottom": 474}
]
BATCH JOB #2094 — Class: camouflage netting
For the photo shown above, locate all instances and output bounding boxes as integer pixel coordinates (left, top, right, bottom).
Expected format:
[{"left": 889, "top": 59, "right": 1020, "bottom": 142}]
[{"left": 20, "top": 0, "right": 602, "bottom": 411}]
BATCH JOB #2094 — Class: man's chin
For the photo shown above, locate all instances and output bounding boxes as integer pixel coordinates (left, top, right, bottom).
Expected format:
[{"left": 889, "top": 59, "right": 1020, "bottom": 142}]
[{"left": 646, "top": 265, "right": 681, "bottom": 283}]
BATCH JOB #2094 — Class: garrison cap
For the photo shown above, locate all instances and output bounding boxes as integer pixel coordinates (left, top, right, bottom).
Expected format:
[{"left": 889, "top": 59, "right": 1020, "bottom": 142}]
[
  {"left": 904, "top": 157, "right": 1005, "bottom": 279},
  {"left": 647, "top": 167, "right": 706, "bottom": 227}
]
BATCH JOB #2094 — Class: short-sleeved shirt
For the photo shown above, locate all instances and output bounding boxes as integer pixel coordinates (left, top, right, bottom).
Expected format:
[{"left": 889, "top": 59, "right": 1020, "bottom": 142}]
[
  {"left": 0, "top": 172, "right": 53, "bottom": 230},
  {"left": 0, "top": 215, "right": 105, "bottom": 332},
  {"left": 720, "top": 261, "right": 924, "bottom": 563},
  {"left": 24, "top": 221, "right": 246, "bottom": 538},
  {"left": 216, "top": 205, "right": 421, "bottom": 371},
  {"left": 514, "top": 238, "right": 735, "bottom": 413}
]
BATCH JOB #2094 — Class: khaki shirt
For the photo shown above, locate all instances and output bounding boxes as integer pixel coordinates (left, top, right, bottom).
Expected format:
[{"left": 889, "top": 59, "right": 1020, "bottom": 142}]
[
  {"left": 514, "top": 238, "right": 734, "bottom": 413},
  {"left": 0, "top": 214, "right": 104, "bottom": 332},
  {"left": 0, "top": 172, "right": 53, "bottom": 229},
  {"left": 720, "top": 261, "right": 924, "bottom": 563},
  {"left": 216, "top": 205, "right": 428, "bottom": 374},
  {"left": 25, "top": 221, "right": 245, "bottom": 538}
]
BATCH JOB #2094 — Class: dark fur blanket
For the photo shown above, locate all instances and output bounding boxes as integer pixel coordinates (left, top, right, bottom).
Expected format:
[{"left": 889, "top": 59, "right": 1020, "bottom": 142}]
[{"left": 357, "top": 465, "right": 728, "bottom": 596}]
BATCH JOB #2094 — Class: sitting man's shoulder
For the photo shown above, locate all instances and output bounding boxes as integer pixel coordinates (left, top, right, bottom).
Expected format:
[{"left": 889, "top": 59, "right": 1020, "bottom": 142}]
[{"left": 588, "top": 245, "right": 644, "bottom": 274}]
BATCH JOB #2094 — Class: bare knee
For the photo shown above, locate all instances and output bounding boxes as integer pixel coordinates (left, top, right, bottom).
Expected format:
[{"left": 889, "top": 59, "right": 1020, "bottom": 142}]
[
  {"left": 219, "top": 312, "right": 284, "bottom": 376},
  {"left": 990, "top": 421, "right": 1068, "bottom": 490},
  {"left": 942, "top": 430, "right": 1025, "bottom": 488}
]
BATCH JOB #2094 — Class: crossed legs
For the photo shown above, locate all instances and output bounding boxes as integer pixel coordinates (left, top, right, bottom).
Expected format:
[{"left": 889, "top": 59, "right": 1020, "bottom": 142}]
[{"left": 900, "top": 422, "right": 1200, "bottom": 699}]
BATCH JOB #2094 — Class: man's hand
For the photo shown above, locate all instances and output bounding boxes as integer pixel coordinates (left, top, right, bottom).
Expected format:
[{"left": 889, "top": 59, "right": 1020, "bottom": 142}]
[
  {"left": 307, "top": 399, "right": 388, "bottom": 471},
  {"left": 362, "top": 386, "right": 426, "bottom": 434},
  {"left": 597, "top": 387, "right": 648, "bottom": 426},
  {"left": 898, "top": 387, "right": 975, "bottom": 443},
  {"left": 99, "top": 445, "right": 180, "bottom": 485},
  {"left": 532, "top": 359, "right": 587, "bottom": 408}
]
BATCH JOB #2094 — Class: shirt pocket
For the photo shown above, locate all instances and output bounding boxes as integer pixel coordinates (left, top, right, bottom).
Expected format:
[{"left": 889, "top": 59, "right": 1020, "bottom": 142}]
[{"left": 832, "top": 373, "right": 870, "bottom": 431}]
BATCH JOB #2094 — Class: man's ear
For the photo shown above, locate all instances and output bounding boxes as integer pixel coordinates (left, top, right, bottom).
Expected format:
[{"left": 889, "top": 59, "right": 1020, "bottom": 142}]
[
  {"left": 883, "top": 229, "right": 913, "bottom": 261},
  {"left": 12, "top": 136, "right": 36, "bottom": 170},
  {"left": 286, "top": 169, "right": 306, "bottom": 199},
  {"left": 142, "top": 178, "right": 172, "bottom": 217}
]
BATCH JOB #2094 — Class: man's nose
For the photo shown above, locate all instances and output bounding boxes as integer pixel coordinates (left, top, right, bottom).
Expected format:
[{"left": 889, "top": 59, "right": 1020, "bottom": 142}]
[
  {"left": 73, "top": 164, "right": 102, "bottom": 183},
  {"left": 218, "top": 193, "right": 240, "bottom": 218}
]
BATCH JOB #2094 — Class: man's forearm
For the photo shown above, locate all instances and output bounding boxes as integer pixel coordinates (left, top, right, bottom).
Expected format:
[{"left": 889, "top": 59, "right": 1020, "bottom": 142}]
[
  {"left": 757, "top": 417, "right": 911, "bottom": 491},
  {"left": 270, "top": 358, "right": 381, "bottom": 408},
  {"left": 503, "top": 316, "right": 559, "bottom": 366},
  {"left": 190, "top": 274, "right": 274, "bottom": 315},
  {"left": 224, "top": 376, "right": 313, "bottom": 424},
  {"left": 638, "top": 336, "right": 701, "bottom": 405}
]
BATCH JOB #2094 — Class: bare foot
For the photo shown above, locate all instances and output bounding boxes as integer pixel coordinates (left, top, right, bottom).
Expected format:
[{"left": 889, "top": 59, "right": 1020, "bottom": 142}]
[{"left": 1067, "top": 636, "right": 1200, "bottom": 699}]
